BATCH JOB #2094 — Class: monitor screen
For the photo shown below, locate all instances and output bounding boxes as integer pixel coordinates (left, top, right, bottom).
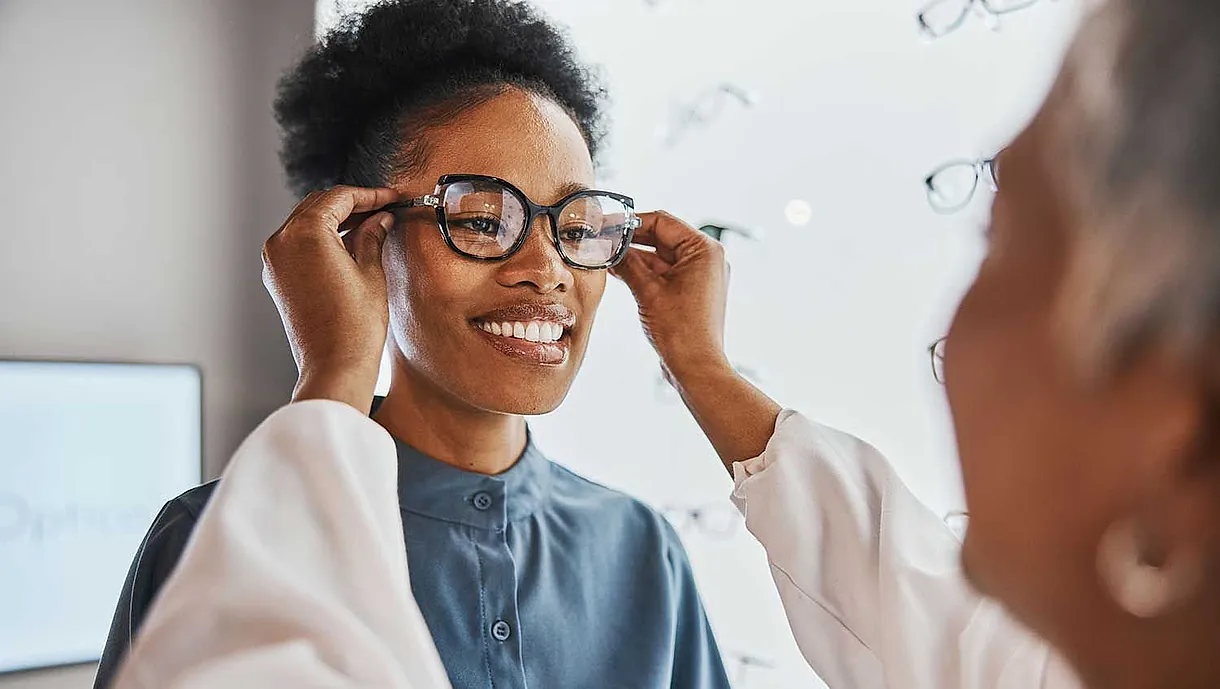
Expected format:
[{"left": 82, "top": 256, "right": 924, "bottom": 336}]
[{"left": 0, "top": 361, "right": 202, "bottom": 674}]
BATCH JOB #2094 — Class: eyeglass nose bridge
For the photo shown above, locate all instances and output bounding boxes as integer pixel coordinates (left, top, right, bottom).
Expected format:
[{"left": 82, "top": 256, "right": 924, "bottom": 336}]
[{"left": 502, "top": 205, "right": 570, "bottom": 266}]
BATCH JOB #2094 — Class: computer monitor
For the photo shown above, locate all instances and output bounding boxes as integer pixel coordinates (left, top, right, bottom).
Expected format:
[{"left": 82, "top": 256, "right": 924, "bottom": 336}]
[{"left": 0, "top": 360, "right": 202, "bottom": 674}]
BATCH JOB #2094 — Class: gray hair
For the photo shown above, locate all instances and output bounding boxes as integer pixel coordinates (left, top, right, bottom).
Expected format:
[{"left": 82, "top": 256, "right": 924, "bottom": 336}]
[{"left": 1054, "top": 0, "right": 1220, "bottom": 375}]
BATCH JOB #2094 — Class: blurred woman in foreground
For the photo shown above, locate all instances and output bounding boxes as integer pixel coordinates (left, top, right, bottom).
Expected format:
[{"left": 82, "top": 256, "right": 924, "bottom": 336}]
[{"left": 113, "top": 1, "right": 1220, "bottom": 688}]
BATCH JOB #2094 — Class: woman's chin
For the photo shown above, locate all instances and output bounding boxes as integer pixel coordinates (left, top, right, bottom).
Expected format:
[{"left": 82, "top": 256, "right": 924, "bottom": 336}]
[{"left": 465, "top": 384, "right": 573, "bottom": 417}]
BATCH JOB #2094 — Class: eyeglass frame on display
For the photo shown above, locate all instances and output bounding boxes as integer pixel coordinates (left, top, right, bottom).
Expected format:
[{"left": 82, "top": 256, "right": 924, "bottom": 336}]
[
  {"left": 923, "top": 156, "right": 999, "bottom": 214},
  {"left": 723, "top": 649, "right": 778, "bottom": 687},
  {"left": 917, "top": 0, "right": 1042, "bottom": 40},
  {"left": 385, "top": 174, "right": 642, "bottom": 270},
  {"left": 929, "top": 336, "right": 947, "bottom": 385},
  {"left": 661, "top": 502, "right": 742, "bottom": 539},
  {"left": 659, "top": 82, "right": 758, "bottom": 147},
  {"left": 699, "top": 223, "right": 759, "bottom": 243}
]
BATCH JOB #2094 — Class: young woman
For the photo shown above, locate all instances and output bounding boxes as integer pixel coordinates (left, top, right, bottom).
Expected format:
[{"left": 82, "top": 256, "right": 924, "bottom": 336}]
[{"left": 94, "top": 2, "right": 730, "bottom": 688}]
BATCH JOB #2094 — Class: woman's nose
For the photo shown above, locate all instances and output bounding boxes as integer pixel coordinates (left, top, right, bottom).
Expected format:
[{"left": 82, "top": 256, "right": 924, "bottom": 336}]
[{"left": 496, "top": 214, "right": 573, "bottom": 293}]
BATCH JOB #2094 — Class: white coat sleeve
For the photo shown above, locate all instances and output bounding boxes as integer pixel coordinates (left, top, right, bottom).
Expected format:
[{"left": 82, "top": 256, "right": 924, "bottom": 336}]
[
  {"left": 113, "top": 400, "right": 452, "bottom": 689},
  {"left": 731, "top": 410, "right": 1081, "bottom": 689}
]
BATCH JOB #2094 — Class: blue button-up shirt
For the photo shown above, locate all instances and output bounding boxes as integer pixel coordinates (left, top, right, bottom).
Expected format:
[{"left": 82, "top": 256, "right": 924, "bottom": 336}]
[
  {"left": 95, "top": 432, "right": 732, "bottom": 689},
  {"left": 395, "top": 437, "right": 732, "bottom": 689}
]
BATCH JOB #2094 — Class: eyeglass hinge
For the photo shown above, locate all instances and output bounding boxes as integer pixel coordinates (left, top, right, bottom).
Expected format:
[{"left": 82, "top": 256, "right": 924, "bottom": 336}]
[{"left": 421, "top": 195, "right": 440, "bottom": 207}]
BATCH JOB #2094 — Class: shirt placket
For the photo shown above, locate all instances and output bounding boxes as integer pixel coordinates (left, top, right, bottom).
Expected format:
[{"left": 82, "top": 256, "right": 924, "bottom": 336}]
[{"left": 468, "top": 478, "right": 527, "bottom": 689}]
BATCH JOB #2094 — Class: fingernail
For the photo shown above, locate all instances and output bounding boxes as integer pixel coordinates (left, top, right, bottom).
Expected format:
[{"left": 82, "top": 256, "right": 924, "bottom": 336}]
[{"left": 378, "top": 212, "right": 394, "bottom": 230}]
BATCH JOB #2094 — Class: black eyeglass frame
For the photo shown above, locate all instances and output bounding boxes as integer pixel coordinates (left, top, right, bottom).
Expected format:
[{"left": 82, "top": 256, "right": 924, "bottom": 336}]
[{"left": 385, "top": 174, "right": 642, "bottom": 270}]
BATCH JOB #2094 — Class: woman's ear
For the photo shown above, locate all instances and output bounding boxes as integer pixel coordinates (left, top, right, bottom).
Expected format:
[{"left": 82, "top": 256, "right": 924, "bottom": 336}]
[{"left": 1098, "top": 348, "right": 1218, "bottom": 618}]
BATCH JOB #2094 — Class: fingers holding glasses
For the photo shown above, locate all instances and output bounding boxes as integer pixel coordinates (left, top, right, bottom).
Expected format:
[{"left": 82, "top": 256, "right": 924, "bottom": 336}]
[
  {"left": 628, "top": 210, "right": 710, "bottom": 264},
  {"left": 280, "top": 185, "right": 401, "bottom": 238},
  {"left": 262, "top": 185, "right": 401, "bottom": 414},
  {"left": 616, "top": 246, "right": 672, "bottom": 279}
]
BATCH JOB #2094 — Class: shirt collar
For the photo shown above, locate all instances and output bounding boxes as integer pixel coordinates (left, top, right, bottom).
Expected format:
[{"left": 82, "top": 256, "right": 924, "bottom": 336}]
[
  {"left": 393, "top": 434, "right": 550, "bottom": 530},
  {"left": 372, "top": 400, "right": 550, "bottom": 529}
]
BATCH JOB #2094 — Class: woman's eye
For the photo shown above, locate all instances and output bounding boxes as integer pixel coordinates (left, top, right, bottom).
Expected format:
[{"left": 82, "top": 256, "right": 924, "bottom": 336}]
[
  {"left": 561, "top": 225, "right": 597, "bottom": 242},
  {"left": 453, "top": 215, "right": 501, "bottom": 235}
]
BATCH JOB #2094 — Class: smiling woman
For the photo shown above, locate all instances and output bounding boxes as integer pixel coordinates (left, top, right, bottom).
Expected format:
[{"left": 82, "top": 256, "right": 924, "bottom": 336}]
[{"left": 91, "top": 2, "right": 731, "bottom": 689}]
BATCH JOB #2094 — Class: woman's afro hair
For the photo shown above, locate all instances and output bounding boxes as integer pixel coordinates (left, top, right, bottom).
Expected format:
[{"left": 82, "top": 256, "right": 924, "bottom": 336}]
[{"left": 274, "top": 0, "right": 607, "bottom": 198}]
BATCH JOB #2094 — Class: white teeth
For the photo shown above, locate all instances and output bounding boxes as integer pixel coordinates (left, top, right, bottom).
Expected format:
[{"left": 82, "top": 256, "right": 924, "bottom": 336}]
[{"left": 479, "top": 320, "right": 567, "bottom": 344}]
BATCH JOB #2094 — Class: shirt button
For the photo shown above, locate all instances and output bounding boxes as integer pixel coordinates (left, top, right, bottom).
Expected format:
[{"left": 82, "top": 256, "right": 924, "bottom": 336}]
[
  {"left": 472, "top": 492, "right": 493, "bottom": 511},
  {"left": 491, "top": 620, "right": 512, "bottom": 641}
]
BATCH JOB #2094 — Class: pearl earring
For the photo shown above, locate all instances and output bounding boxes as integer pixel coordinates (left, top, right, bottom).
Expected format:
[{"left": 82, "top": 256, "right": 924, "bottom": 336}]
[{"left": 1096, "top": 519, "right": 1199, "bottom": 619}]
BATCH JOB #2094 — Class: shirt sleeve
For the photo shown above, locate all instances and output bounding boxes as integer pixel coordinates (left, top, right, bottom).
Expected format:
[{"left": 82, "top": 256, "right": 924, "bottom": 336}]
[
  {"left": 112, "top": 400, "right": 452, "bottom": 689},
  {"left": 730, "top": 410, "right": 1082, "bottom": 689},
  {"left": 94, "top": 499, "right": 198, "bottom": 689},
  {"left": 663, "top": 530, "right": 733, "bottom": 689}
]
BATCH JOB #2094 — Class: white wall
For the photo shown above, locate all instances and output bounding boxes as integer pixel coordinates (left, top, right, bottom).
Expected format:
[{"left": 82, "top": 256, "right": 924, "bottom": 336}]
[{"left": 0, "top": 1, "right": 314, "bottom": 686}]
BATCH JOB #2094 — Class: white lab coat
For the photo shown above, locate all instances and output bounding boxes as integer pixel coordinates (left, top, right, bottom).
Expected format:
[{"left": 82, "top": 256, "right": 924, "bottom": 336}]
[
  {"left": 730, "top": 410, "right": 1081, "bottom": 689},
  {"left": 114, "top": 402, "right": 1080, "bottom": 689},
  {"left": 113, "top": 401, "right": 452, "bottom": 689}
]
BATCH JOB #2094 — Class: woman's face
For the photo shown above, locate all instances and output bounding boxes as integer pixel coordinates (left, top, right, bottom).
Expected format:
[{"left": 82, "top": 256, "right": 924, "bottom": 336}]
[
  {"left": 383, "top": 88, "right": 605, "bottom": 415},
  {"left": 945, "top": 55, "right": 1218, "bottom": 683}
]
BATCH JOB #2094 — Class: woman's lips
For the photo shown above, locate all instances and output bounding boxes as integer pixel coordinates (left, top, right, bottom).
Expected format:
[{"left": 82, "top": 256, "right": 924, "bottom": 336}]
[
  {"left": 472, "top": 323, "right": 569, "bottom": 366},
  {"left": 469, "top": 303, "right": 577, "bottom": 366}
]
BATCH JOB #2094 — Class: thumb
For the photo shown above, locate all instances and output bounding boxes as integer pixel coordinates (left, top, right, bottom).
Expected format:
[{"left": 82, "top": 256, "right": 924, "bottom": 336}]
[{"left": 350, "top": 211, "right": 393, "bottom": 273}]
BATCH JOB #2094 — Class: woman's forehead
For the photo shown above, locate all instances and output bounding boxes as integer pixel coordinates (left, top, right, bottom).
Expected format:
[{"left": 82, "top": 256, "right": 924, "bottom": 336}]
[{"left": 412, "top": 89, "right": 596, "bottom": 204}]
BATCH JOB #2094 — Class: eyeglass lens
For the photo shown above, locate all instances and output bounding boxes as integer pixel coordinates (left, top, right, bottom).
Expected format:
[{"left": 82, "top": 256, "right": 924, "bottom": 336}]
[
  {"left": 442, "top": 181, "right": 527, "bottom": 258},
  {"left": 440, "top": 179, "right": 633, "bottom": 268},
  {"left": 925, "top": 161, "right": 982, "bottom": 213},
  {"left": 555, "top": 194, "right": 634, "bottom": 267}
]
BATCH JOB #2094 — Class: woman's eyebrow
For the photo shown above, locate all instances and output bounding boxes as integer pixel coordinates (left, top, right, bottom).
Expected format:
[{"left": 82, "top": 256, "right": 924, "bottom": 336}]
[{"left": 553, "top": 181, "right": 591, "bottom": 199}]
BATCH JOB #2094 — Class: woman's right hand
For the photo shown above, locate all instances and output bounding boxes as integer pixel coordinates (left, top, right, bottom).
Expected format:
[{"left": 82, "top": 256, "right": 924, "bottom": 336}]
[{"left": 261, "top": 185, "right": 400, "bottom": 414}]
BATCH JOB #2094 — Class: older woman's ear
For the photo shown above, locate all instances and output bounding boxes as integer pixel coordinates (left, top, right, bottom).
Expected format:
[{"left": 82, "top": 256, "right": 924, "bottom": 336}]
[{"left": 1092, "top": 349, "right": 1217, "bottom": 620}]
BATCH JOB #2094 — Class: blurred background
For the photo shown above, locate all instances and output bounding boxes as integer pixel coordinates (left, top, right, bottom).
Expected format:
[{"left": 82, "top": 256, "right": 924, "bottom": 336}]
[{"left": 0, "top": 0, "right": 1082, "bottom": 687}]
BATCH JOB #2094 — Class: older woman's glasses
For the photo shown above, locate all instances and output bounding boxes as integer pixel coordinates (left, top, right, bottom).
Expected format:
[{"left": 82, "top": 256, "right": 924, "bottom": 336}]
[
  {"left": 387, "top": 174, "right": 641, "bottom": 270},
  {"left": 924, "top": 157, "right": 999, "bottom": 214},
  {"left": 917, "top": 0, "right": 1040, "bottom": 39},
  {"left": 930, "top": 336, "right": 947, "bottom": 385}
]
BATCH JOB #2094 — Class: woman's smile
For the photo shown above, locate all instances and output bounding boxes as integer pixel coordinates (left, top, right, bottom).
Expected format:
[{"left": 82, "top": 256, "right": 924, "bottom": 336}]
[{"left": 470, "top": 302, "right": 576, "bottom": 366}]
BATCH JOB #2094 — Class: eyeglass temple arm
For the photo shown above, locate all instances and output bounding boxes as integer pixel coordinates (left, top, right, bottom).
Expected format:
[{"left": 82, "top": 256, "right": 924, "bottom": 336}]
[{"left": 383, "top": 194, "right": 440, "bottom": 211}]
